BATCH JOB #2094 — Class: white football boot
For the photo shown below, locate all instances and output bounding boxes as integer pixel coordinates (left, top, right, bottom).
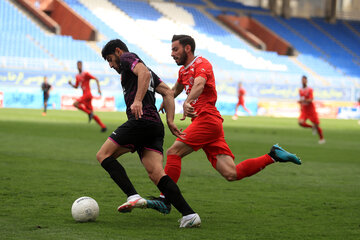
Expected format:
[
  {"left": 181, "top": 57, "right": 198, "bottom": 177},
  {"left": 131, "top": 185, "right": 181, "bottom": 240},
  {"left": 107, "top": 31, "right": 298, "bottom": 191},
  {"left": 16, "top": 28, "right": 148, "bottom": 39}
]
[{"left": 179, "top": 213, "right": 201, "bottom": 228}]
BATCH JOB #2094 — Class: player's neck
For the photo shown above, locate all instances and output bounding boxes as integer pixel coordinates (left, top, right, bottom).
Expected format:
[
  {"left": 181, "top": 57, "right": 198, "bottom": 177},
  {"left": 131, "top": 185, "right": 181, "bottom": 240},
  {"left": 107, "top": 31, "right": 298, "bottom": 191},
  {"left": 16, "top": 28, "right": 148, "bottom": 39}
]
[{"left": 184, "top": 55, "right": 196, "bottom": 69}]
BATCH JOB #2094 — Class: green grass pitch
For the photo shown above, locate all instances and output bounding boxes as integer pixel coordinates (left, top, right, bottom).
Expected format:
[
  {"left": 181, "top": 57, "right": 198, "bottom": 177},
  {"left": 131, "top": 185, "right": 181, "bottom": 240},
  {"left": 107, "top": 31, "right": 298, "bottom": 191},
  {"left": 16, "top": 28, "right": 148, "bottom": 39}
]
[{"left": 0, "top": 108, "right": 359, "bottom": 240}]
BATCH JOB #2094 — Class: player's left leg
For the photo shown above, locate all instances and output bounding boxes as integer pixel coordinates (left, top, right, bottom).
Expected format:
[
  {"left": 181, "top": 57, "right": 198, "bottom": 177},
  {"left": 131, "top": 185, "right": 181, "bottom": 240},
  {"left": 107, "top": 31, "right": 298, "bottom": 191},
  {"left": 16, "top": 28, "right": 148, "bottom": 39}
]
[
  {"left": 85, "top": 98, "right": 106, "bottom": 131},
  {"left": 142, "top": 149, "right": 201, "bottom": 227},
  {"left": 212, "top": 143, "right": 301, "bottom": 181},
  {"left": 233, "top": 103, "right": 240, "bottom": 120},
  {"left": 43, "top": 95, "right": 48, "bottom": 116},
  {"left": 216, "top": 154, "right": 274, "bottom": 181},
  {"left": 165, "top": 140, "right": 194, "bottom": 183},
  {"left": 241, "top": 103, "right": 252, "bottom": 115},
  {"left": 310, "top": 115, "right": 325, "bottom": 144}
]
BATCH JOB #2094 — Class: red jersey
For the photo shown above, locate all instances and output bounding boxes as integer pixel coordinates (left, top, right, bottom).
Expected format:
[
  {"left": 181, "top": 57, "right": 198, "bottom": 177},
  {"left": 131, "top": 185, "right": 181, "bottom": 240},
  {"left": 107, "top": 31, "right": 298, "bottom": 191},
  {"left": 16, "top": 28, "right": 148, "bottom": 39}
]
[
  {"left": 177, "top": 56, "right": 221, "bottom": 119},
  {"left": 75, "top": 71, "right": 96, "bottom": 96},
  {"left": 238, "top": 87, "right": 246, "bottom": 104},
  {"left": 299, "top": 87, "right": 316, "bottom": 113}
]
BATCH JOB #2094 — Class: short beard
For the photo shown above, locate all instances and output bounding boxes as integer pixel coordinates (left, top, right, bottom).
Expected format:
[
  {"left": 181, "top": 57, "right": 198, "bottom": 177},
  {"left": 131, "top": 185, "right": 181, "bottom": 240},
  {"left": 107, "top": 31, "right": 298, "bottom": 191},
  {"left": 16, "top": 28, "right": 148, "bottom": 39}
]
[
  {"left": 176, "top": 50, "right": 188, "bottom": 66},
  {"left": 115, "top": 55, "right": 122, "bottom": 74}
]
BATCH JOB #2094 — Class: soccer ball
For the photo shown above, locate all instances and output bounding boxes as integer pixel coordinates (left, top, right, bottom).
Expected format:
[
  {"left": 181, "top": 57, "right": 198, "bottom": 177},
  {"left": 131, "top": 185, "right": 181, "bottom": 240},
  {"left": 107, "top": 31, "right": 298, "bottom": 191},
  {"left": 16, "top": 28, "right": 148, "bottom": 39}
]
[{"left": 71, "top": 196, "right": 99, "bottom": 222}]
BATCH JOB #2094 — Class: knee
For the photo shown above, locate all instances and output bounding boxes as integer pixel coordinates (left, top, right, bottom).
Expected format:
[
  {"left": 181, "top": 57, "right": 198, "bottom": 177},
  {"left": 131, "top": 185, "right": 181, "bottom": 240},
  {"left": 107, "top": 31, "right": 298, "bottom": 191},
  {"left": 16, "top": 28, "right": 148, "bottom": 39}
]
[
  {"left": 223, "top": 173, "right": 237, "bottom": 182},
  {"left": 96, "top": 150, "right": 107, "bottom": 163},
  {"left": 166, "top": 147, "right": 178, "bottom": 156},
  {"left": 166, "top": 145, "right": 185, "bottom": 157},
  {"left": 220, "top": 169, "right": 238, "bottom": 182},
  {"left": 147, "top": 169, "right": 164, "bottom": 185}
]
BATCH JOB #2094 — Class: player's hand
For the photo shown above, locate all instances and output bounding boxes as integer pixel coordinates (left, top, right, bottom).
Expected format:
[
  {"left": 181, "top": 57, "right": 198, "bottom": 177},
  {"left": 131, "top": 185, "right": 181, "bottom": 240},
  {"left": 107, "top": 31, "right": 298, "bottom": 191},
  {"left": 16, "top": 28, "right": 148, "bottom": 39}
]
[
  {"left": 167, "top": 121, "right": 185, "bottom": 140},
  {"left": 180, "top": 101, "right": 197, "bottom": 121},
  {"left": 130, "top": 100, "right": 143, "bottom": 120},
  {"left": 98, "top": 90, "right": 102, "bottom": 96},
  {"left": 158, "top": 102, "right": 165, "bottom": 113},
  {"left": 68, "top": 80, "right": 72, "bottom": 85}
]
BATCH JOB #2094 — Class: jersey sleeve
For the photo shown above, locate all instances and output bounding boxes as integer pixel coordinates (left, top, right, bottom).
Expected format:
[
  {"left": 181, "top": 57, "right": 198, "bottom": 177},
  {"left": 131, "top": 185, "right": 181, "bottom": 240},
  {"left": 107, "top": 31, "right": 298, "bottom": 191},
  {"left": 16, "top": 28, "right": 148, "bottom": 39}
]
[
  {"left": 85, "top": 72, "right": 96, "bottom": 80},
  {"left": 120, "top": 52, "right": 140, "bottom": 72},
  {"left": 151, "top": 71, "right": 162, "bottom": 89},
  {"left": 195, "top": 60, "right": 211, "bottom": 79}
]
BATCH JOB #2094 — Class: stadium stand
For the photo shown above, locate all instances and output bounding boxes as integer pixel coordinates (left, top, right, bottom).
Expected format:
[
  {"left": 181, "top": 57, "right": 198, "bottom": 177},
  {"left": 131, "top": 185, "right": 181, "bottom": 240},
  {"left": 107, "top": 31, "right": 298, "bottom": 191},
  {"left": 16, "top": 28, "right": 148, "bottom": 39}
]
[
  {"left": 209, "top": 0, "right": 268, "bottom": 12},
  {"left": 1, "top": 0, "right": 360, "bottom": 105}
]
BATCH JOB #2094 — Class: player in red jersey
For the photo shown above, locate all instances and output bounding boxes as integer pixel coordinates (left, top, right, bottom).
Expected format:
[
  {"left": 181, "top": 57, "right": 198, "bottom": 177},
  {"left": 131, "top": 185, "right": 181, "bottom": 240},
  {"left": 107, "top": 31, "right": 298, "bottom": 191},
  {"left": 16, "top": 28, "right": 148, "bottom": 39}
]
[
  {"left": 149, "top": 35, "right": 301, "bottom": 210},
  {"left": 68, "top": 61, "right": 107, "bottom": 132},
  {"left": 232, "top": 82, "right": 251, "bottom": 120},
  {"left": 298, "top": 75, "right": 325, "bottom": 144}
]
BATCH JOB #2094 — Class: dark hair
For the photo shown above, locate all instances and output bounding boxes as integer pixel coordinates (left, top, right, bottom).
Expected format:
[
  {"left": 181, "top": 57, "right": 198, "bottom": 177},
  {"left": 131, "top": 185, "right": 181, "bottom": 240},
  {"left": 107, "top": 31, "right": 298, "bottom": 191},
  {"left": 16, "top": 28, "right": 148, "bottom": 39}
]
[
  {"left": 101, "top": 39, "right": 129, "bottom": 59},
  {"left": 77, "top": 60, "right": 82, "bottom": 64},
  {"left": 302, "top": 75, "right": 307, "bottom": 79},
  {"left": 172, "top": 35, "right": 195, "bottom": 53}
]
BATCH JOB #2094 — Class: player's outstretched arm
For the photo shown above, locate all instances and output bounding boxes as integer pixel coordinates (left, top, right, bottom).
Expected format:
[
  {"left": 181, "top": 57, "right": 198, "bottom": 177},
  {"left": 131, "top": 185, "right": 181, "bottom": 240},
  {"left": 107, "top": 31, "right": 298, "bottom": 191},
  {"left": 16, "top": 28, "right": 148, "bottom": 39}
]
[
  {"left": 159, "top": 81, "right": 184, "bottom": 113},
  {"left": 156, "top": 82, "right": 185, "bottom": 139},
  {"left": 68, "top": 79, "right": 77, "bottom": 89},
  {"left": 94, "top": 77, "right": 102, "bottom": 96}
]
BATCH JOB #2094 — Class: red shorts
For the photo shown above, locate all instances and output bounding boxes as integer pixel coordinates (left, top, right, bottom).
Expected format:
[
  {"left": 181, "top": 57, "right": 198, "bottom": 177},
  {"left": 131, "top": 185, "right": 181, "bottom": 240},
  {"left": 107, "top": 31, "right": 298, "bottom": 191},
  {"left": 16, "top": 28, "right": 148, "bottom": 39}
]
[
  {"left": 77, "top": 94, "right": 93, "bottom": 111},
  {"left": 177, "top": 113, "right": 235, "bottom": 168},
  {"left": 237, "top": 99, "right": 244, "bottom": 106},
  {"left": 299, "top": 111, "right": 319, "bottom": 125}
]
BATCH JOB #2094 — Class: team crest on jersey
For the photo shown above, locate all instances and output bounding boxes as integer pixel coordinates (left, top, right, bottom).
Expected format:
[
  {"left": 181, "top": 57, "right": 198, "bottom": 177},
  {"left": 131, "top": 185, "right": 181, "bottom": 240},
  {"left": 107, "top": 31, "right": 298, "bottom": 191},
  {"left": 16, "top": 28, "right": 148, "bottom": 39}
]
[{"left": 189, "top": 77, "right": 194, "bottom": 85}]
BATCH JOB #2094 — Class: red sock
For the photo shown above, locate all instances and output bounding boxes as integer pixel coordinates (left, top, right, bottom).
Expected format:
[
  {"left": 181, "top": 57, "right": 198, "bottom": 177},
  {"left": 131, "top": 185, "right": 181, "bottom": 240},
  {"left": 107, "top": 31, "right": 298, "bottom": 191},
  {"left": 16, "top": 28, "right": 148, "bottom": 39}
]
[
  {"left": 77, "top": 104, "right": 91, "bottom": 114},
  {"left": 300, "top": 122, "right": 312, "bottom": 128},
  {"left": 317, "top": 126, "right": 324, "bottom": 139},
  {"left": 236, "top": 154, "right": 274, "bottom": 180},
  {"left": 93, "top": 115, "right": 106, "bottom": 129},
  {"left": 164, "top": 155, "right": 182, "bottom": 183}
]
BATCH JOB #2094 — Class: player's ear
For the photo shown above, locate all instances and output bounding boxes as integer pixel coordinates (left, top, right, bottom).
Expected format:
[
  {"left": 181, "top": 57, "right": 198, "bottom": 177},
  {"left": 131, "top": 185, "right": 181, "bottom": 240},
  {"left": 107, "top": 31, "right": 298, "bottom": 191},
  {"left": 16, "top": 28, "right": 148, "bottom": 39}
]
[
  {"left": 115, "top": 47, "right": 122, "bottom": 56},
  {"left": 185, "top": 44, "right": 191, "bottom": 54}
]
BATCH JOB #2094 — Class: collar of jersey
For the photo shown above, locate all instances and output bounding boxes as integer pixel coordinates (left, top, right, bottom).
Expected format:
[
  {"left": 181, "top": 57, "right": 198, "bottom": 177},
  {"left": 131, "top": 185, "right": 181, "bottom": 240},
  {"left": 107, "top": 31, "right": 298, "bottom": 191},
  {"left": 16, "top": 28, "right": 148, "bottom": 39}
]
[{"left": 184, "top": 56, "right": 199, "bottom": 70}]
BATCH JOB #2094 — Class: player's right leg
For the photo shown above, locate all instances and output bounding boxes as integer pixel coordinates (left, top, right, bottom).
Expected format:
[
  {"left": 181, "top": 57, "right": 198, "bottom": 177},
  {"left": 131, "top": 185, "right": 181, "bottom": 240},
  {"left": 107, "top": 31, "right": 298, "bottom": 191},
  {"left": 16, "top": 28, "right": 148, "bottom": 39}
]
[
  {"left": 96, "top": 135, "right": 144, "bottom": 213},
  {"left": 164, "top": 140, "right": 194, "bottom": 183},
  {"left": 298, "top": 119, "right": 312, "bottom": 128},
  {"left": 73, "top": 100, "right": 91, "bottom": 115}
]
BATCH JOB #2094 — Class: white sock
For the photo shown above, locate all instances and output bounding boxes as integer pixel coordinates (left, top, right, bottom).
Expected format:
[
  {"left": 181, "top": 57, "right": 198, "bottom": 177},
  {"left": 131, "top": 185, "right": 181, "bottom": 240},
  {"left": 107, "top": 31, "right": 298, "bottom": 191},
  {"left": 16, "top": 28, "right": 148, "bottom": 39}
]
[{"left": 127, "top": 194, "right": 141, "bottom": 202}]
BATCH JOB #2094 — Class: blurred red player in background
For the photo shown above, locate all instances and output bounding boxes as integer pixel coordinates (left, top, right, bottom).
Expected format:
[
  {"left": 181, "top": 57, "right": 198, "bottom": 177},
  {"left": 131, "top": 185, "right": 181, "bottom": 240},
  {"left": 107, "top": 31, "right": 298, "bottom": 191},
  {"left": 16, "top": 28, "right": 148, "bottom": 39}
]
[
  {"left": 68, "top": 61, "right": 107, "bottom": 132},
  {"left": 298, "top": 75, "right": 325, "bottom": 144}
]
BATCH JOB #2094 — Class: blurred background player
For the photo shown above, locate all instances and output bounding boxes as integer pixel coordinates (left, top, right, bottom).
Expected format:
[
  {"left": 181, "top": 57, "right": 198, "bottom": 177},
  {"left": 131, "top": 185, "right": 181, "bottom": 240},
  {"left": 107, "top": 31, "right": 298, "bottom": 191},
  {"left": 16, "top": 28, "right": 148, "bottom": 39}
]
[
  {"left": 68, "top": 61, "right": 107, "bottom": 132},
  {"left": 153, "top": 35, "right": 301, "bottom": 211},
  {"left": 298, "top": 75, "right": 325, "bottom": 144},
  {"left": 232, "top": 81, "right": 251, "bottom": 120},
  {"left": 41, "top": 76, "right": 52, "bottom": 116},
  {"left": 97, "top": 39, "right": 200, "bottom": 228}
]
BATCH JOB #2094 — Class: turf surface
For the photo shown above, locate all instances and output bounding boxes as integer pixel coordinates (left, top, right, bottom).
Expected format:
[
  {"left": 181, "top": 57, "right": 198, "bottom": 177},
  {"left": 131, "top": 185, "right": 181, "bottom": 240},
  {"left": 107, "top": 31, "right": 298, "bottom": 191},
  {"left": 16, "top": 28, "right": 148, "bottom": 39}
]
[{"left": 0, "top": 108, "right": 359, "bottom": 240}]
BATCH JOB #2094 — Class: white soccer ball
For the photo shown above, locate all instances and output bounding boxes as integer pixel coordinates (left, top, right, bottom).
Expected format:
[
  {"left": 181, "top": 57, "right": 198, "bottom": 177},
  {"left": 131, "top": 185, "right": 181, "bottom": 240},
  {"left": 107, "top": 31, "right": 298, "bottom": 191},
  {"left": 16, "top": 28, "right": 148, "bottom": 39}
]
[{"left": 71, "top": 196, "right": 99, "bottom": 222}]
